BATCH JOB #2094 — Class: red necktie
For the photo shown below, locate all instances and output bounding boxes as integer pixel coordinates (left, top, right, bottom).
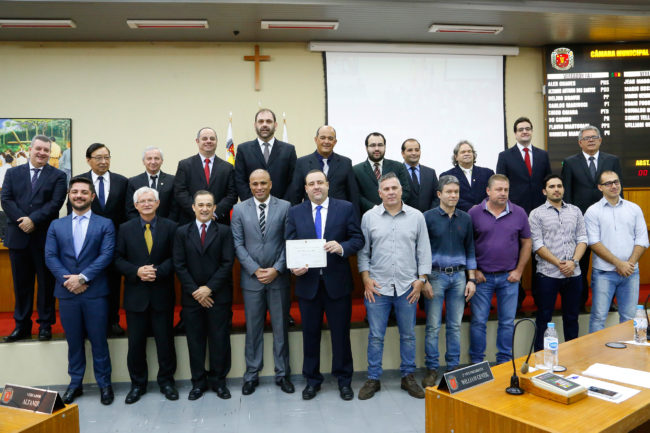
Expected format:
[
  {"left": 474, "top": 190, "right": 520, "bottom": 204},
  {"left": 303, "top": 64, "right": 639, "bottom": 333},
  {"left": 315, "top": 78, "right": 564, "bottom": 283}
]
[
  {"left": 523, "top": 147, "right": 532, "bottom": 177},
  {"left": 204, "top": 158, "right": 211, "bottom": 185},
  {"left": 200, "top": 223, "right": 207, "bottom": 246}
]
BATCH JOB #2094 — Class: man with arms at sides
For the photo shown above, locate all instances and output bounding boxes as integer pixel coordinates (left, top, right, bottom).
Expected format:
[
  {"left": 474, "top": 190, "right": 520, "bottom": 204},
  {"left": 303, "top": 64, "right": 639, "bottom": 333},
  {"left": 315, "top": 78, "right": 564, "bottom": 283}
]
[
  {"left": 529, "top": 174, "right": 587, "bottom": 351},
  {"left": 232, "top": 169, "right": 294, "bottom": 395},
  {"left": 45, "top": 176, "right": 115, "bottom": 405},
  {"left": 353, "top": 132, "right": 411, "bottom": 215},
  {"left": 402, "top": 138, "right": 438, "bottom": 212},
  {"left": 357, "top": 173, "right": 431, "bottom": 400},
  {"left": 173, "top": 190, "right": 235, "bottom": 401},
  {"left": 421, "top": 175, "right": 476, "bottom": 387},
  {"left": 585, "top": 171, "right": 648, "bottom": 333},
  {"left": 288, "top": 125, "right": 359, "bottom": 211},
  {"left": 234, "top": 108, "right": 297, "bottom": 201},
  {"left": 126, "top": 146, "right": 177, "bottom": 220},
  {"left": 69, "top": 142, "right": 128, "bottom": 337},
  {"left": 440, "top": 140, "right": 494, "bottom": 212},
  {"left": 285, "top": 169, "right": 364, "bottom": 401},
  {"left": 468, "top": 174, "right": 532, "bottom": 365},
  {"left": 115, "top": 186, "right": 179, "bottom": 404},
  {"left": 561, "top": 125, "right": 623, "bottom": 311},
  {"left": 496, "top": 117, "right": 550, "bottom": 309},
  {"left": 1, "top": 135, "right": 67, "bottom": 342},
  {"left": 174, "top": 127, "right": 237, "bottom": 225}
]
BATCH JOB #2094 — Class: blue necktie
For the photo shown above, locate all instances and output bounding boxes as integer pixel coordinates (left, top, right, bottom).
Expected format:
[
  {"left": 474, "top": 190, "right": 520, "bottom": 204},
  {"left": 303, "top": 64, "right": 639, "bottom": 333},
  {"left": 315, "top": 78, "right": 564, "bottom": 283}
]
[
  {"left": 98, "top": 175, "right": 106, "bottom": 208},
  {"left": 73, "top": 215, "right": 86, "bottom": 258},
  {"left": 31, "top": 168, "right": 41, "bottom": 188},
  {"left": 314, "top": 205, "right": 322, "bottom": 239}
]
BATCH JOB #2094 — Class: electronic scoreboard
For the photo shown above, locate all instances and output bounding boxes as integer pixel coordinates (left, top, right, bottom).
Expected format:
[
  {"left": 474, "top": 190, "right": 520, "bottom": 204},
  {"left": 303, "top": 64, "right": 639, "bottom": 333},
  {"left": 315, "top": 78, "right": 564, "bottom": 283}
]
[{"left": 544, "top": 43, "right": 650, "bottom": 187}]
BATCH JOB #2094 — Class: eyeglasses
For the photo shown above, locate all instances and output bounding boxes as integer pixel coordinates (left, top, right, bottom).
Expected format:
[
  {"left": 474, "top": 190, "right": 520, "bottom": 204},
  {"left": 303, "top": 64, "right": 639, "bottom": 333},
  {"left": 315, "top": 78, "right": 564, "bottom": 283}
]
[
  {"left": 516, "top": 127, "right": 532, "bottom": 132},
  {"left": 90, "top": 156, "right": 111, "bottom": 161},
  {"left": 600, "top": 179, "right": 620, "bottom": 187},
  {"left": 580, "top": 135, "right": 601, "bottom": 142},
  {"left": 367, "top": 143, "right": 385, "bottom": 148}
]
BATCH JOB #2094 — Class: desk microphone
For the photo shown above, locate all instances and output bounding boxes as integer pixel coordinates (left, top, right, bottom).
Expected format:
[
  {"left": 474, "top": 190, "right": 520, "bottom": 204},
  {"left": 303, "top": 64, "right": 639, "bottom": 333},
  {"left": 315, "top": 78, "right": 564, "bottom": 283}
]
[{"left": 506, "top": 318, "right": 537, "bottom": 396}]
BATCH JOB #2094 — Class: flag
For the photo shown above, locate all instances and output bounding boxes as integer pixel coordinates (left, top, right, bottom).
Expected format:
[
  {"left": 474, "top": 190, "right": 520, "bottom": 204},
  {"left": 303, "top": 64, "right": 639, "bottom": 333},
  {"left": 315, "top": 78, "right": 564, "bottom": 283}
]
[
  {"left": 282, "top": 113, "right": 288, "bottom": 142},
  {"left": 225, "top": 114, "right": 235, "bottom": 165}
]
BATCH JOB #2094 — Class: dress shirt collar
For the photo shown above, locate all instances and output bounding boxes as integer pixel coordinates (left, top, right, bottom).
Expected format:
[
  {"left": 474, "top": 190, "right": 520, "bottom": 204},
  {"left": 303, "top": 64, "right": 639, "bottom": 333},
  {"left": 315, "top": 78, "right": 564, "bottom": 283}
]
[
  {"left": 368, "top": 159, "right": 383, "bottom": 171},
  {"left": 460, "top": 165, "right": 473, "bottom": 175},
  {"left": 257, "top": 137, "right": 276, "bottom": 147},
  {"left": 599, "top": 196, "right": 623, "bottom": 208},
  {"left": 435, "top": 205, "right": 460, "bottom": 217},
  {"left": 198, "top": 153, "right": 215, "bottom": 164},
  {"left": 582, "top": 151, "right": 600, "bottom": 162},
  {"left": 516, "top": 142, "right": 532, "bottom": 153},
  {"left": 73, "top": 209, "right": 92, "bottom": 219},
  {"left": 482, "top": 198, "right": 510, "bottom": 217},
  {"left": 195, "top": 219, "right": 212, "bottom": 232},
  {"left": 146, "top": 170, "right": 161, "bottom": 178},
  {"left": 404, "top": 163, "right": 419, "bottom": 173},
  {"left": 140, "top": 216, "right": 157, "bottom": 230},
  {"left": 311, "top": 197, "right": 329, "bottom": 211},
  {"left": 379, "top": 202, "right": 405, "bottom": 216},
  {"left": 91, "top": 170, "right": 109, "bottom": 182},
  {"left": 543, "top": 200, "right": 567, "bottom": 210},
  {"left": 28, "top": 161, "right": 45, "bottom": 172},
  {"left": 253, "top": 196, "right": 271, "bottom": 208}
]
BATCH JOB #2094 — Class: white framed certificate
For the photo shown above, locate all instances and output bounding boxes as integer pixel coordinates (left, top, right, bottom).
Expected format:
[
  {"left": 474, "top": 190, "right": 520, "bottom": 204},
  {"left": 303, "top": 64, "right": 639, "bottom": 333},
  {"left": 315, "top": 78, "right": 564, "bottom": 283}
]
[{"left": 286, "top": 239, "right": 327, "bottom": 269}]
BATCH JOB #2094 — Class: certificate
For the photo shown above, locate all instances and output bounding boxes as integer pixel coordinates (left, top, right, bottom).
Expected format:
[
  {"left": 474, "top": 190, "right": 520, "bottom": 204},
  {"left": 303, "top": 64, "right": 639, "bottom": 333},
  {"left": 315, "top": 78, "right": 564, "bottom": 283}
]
[{"left": 286, "top": 239, "right": 327, "bottom": 269}]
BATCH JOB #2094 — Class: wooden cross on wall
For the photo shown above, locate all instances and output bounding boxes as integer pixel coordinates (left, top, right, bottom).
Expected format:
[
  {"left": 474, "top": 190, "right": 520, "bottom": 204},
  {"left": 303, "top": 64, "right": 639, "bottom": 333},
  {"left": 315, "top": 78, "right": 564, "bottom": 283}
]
[{"left": 244, "top": 45, "right": 270, "bottom": 91}]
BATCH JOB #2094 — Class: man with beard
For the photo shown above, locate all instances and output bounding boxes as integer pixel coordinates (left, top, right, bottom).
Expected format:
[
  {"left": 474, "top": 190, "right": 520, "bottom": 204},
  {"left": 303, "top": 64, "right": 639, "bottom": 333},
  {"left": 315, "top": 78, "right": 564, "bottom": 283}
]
[
  {"left": 234, "top": 108, "right": 297, "bottom": 201},
  {"left": 45, "top": 176, "right": 116, "bottom": 405},
  {"left": 353, "top": 132, "right": 411, "bottom": 215}
]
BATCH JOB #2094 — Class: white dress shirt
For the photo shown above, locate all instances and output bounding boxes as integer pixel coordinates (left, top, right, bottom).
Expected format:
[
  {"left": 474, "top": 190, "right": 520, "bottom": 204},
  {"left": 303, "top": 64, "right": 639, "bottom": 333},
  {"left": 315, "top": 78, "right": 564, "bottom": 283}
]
[
  {"left": 91, "top": 171, "right": 111, "bottom": 198},
  {"left": 516, "top": 143, "right": 533, "bottom": 167}
]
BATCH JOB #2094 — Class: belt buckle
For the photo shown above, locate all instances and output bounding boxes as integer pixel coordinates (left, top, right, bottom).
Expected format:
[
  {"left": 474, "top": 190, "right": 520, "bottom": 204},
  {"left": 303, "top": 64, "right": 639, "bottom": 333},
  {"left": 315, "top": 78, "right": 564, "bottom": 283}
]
[{"left": 444, "top": 266, "right": 454, "bottom": 275}]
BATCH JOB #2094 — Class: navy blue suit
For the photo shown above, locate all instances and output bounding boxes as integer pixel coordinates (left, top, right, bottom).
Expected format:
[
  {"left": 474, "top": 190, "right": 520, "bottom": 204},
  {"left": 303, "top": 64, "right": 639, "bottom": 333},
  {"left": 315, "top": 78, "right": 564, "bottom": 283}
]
[
  {"left": 405, "top": 164, "right": 439, "bottom": 213},
  {"left": 285, "top": 198, "right": 364, "bottom": 387},
  {"left": 1, "top": 163, "right": 67, "bottom": 331},
  {"left": 496, "top": 145, "right": 551, "bottom": 215},
  {"left": 45, "top": 212, "right": 115, "bottom": 388},
  {"left": 440, "top": 165, "right": 495, "bottom": 212}
]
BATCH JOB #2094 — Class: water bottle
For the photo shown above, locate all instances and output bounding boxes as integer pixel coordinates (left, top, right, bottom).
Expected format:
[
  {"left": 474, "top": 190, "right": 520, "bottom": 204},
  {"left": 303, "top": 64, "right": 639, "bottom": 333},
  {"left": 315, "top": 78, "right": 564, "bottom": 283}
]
[
  {"left": 543, "top": 323, "right": 559, "bottom": 371},
  {"left": 634, "top": 305, "right": 648, "bottom": 344}
]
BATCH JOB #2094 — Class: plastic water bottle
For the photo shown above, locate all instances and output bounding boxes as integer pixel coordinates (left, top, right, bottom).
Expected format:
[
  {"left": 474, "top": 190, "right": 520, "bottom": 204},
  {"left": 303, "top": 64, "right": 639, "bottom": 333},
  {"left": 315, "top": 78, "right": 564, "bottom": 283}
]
[
  {"left": 544, "top": 323, "right": 559, "bottom": 371},
  {"left": 634, "top": 305, "right": 648, "bottom": 344}
]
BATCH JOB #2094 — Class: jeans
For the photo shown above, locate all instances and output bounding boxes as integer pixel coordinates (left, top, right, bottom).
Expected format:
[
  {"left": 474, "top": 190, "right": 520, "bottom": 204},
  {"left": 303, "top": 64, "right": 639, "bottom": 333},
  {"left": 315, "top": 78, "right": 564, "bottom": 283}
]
[
  {"left": 469, "top": 272, "right": 518, "bottom": 365},
  {"left": 589, "top": 269, "right": 640, "bottom": 333},
  {"left": 424, "top": 271, "right": 466, "bottom": 370},
  {"left": 365, "top": 287, "right": 417, "bottom": 380},
  {"left": 534, "top": 274, "right": 581, "bottom": 351}
]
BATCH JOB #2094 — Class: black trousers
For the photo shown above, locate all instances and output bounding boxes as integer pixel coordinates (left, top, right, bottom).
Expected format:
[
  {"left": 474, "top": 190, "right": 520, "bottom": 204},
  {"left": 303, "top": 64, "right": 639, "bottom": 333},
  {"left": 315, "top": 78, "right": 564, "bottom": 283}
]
[
  {"left": 579, "top": 247, "right": 592, "bottom": 307},
  {"left": 106, "top": 262, "right": 123, "bottom": 325},
  {"left": 298, "top": 280, "right": 353, "bottom": 388},
  {"left": 183, "top": 303, "right": 232, "bottom": 388},
  {"left": 126, "top": 308, "right": 177, "bottom": 388},
  {"left": 9, "top": 241, "right": 55, "bottom": 330}
]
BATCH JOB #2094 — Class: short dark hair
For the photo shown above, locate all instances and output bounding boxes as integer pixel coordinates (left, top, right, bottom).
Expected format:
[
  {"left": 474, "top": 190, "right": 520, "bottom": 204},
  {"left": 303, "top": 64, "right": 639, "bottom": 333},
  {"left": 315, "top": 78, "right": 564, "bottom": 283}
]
[
  {"left": 543, "top": 173, "right": 562, "bottom": 189},
  {"left": 365, "top": 132, "right": 386, "bottom": 147},
  {"left": 86, "top": 143, "right": 109, "bottom": 159},
  {"left": 401, "top": 138, "right": 420, "bottom": 152},
  {"left": 438, "top": 175, "right": 460, "bottom": 192},
  {"left": 68, "top": 176, "right": 96, "bottom": 195},
  {"left": 192, "top": 189, "right": 215, "bottom": 204},
  {"left": 304, "top": 169, "right": 326, "bottom": 185},
  {"left": 598, "top": 170, "right": 619, "bottom": 184},
  {"left": 255, "top": 108, "right": 276, "bottom": 123},
  {"left": 513, "top": 116, "right": 532, "bottom": 132}
]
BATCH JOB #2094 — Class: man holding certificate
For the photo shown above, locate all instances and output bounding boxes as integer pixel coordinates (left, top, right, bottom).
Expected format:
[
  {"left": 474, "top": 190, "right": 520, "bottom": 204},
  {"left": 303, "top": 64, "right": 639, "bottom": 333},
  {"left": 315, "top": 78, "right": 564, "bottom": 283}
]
[{"left": 285, "top": 169, "right": 364, "bottom": 401}]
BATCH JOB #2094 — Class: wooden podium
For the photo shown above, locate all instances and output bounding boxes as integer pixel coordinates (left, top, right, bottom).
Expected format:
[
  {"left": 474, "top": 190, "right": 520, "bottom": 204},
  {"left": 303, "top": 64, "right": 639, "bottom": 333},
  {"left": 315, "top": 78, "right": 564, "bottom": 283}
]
[
  {"left": 0, "top": 404, "right": 79, "bottom": 433},
  {"left": 425, "top": 322, "right": 650, "bottom": 433}
]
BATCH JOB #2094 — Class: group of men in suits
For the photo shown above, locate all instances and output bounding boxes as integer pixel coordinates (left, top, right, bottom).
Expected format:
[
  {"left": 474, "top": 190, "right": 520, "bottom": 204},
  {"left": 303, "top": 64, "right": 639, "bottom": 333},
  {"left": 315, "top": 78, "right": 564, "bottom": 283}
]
[{"left": 2, "top": 109, "right": 639, "bottom": 405}]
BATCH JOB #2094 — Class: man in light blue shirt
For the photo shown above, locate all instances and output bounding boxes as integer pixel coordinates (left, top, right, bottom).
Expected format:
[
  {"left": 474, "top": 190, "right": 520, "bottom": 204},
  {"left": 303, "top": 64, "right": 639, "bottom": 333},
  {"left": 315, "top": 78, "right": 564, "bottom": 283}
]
[
  {"left": 357, "top": 172, "right": 431, "bottom": 400},
  {"left": 585, "top": 171, "right": 648, "bottom": 332}
]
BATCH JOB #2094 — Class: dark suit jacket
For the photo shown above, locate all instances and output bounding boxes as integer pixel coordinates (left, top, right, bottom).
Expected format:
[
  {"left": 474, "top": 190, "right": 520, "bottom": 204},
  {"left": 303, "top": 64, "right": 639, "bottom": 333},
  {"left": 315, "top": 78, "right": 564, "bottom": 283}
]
[
  {"left": 405, "top": 163, "right": 438, "bottom": 213},
  {"left": 173, "top": 221, "right": 234, "bottom": 307},
  {"left": 67, "top": 170, "right": 129, "bottom": 230},
  {"left": 45, "top": 213, "right": 115, "bottom": 299},
  {"left": 352, "top": 159, "right": 411, "bottom": 214},
  {"left": 115, "top": 216, "right": 178, "bottom": 312},
  {"left": 1, "top": 163, "right": 67, "bottom": 249},
  {"left": 173, "top": 154, "right": 237, "bottom": 225},
  {"left": 285, "top": 198, "right": 364, "bottom": 300},
  {"left": 126, "top": 171, "right": 178, "bottom": 221},
  {"left": 234, "top": 139, "right": 297, "bottom": 201},
  {"left": 561, "top": 151, "right": 623, "bottom": 214},
  {"left": 440, "top": 165, "right": 495, "bottom": 212},
  {"left": 288, "top": 151, "right": 360, "bottom": 210},
  {"left": 496, "top": 145, "right": 551, "bottom": 214}
]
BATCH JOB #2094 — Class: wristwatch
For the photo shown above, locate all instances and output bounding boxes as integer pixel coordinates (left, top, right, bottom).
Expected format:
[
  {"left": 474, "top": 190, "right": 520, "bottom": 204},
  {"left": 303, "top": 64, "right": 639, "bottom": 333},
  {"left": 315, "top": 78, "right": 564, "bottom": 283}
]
[
  {"left": 78, "top": 276, "right": 87, "bottom": 285},
  {"left": 418, "top": 277, "right": 427, "bottom": 283},
  {"left": 468, "top": 278, "right": 477, "bottom": 284},
  {"left": 573, "top": 260, "right": 579, "bottom": 267}
]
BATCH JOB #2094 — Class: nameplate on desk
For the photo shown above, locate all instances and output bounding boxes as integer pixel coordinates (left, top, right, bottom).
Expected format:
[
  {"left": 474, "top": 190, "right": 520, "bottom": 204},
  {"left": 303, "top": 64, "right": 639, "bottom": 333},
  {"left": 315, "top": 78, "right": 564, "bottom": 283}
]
[
  {"left": 1, "top": 383, "right": 65, "bottom": 414},
  {"left": 437, "top": 362, "right": 494, "bottom": 394}
]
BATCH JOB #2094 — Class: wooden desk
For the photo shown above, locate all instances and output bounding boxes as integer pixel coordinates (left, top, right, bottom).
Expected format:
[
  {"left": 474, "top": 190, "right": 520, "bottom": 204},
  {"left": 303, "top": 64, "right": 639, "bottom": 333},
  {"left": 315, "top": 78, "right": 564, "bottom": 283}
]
[
  {"left": 425, "top": 322, "right": 650, "bottom": 433},
  {"left": 0, "top": 404, "right": 79, "bottom": 433}
]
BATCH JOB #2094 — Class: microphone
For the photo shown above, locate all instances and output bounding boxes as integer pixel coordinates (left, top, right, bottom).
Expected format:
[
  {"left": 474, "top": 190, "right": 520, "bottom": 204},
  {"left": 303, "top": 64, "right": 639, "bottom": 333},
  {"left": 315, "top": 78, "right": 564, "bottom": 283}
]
[{"left": 506, "top": 318, "right": 537, "bottom": 396}]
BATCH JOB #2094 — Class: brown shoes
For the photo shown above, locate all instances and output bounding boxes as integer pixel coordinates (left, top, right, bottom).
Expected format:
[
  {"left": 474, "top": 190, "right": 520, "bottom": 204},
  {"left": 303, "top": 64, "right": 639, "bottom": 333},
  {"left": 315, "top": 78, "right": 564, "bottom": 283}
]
[
  {"left": 358, "top": 379, "right": 381, "bottom": 400},
  {"left": 421, "top": 369, "right": 438, "bottom": 388},
  {"left": 401, "top": 374, "right": 425, "bottom": 399}
]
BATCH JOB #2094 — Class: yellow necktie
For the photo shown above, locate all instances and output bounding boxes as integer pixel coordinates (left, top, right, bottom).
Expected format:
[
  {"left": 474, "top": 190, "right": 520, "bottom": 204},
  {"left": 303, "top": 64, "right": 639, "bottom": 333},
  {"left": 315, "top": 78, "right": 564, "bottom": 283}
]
[{"left": 144, "top": 223, "right": 153, "bottom": 254}]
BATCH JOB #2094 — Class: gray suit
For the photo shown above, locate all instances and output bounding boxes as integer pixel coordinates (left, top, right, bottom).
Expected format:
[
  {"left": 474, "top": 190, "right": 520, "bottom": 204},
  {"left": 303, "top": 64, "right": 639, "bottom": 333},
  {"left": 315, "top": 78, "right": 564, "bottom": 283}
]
[{"left": 231, "top": 196, "right": 291, "bottom": 381}]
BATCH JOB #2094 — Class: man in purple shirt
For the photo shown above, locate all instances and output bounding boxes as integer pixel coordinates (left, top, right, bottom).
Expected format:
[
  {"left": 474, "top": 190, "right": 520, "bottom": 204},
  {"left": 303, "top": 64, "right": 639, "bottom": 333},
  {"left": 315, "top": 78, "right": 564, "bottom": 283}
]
[{"left": 468, "top": 174, "right": 532, "bottom": 365}]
